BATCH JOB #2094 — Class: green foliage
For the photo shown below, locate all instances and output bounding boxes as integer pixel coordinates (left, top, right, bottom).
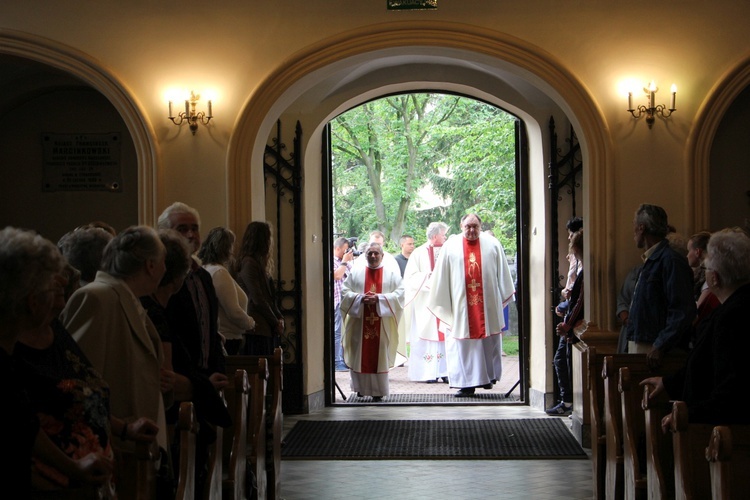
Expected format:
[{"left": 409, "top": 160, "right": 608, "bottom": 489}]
[{"left": 332, "top": 93, "right": 517, "bottom": 255}]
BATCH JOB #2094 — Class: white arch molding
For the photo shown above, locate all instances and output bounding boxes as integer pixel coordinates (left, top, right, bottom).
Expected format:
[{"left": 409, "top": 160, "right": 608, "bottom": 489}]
[
  {"left": 229, "top": 21, "right": 616, "bottom": 328},
  {"left": 0, "top": 29, "right": 159, "bottom": 224}
]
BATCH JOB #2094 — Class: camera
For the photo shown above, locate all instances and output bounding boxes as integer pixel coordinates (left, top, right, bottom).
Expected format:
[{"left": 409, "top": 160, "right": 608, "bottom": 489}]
[{"left": 347, "top": 237, "right": 361, "bottom": 257}]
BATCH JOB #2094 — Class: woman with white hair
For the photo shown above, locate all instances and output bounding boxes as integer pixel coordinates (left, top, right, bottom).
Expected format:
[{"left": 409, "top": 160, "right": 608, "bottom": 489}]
[
  {"left": 0, "top": 227, "right": 113, "bottom": 495},
  {"left": 642, "top": 227, "right": 750, "bottom": 427},
  {"left": 62, "top": 225, "right": 172, "bottom": 497}
]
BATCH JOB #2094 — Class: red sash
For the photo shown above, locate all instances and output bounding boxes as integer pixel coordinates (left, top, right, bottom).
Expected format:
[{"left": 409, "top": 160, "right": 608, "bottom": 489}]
[
  {"left": 463, "top": 238, "right": 486, "bottom": 339},
  {"left": 361, "top": 266, "right": 383, "bottom": 373},
  {"left": 428, "top": 246, "right": 445, "bottom": 342}
]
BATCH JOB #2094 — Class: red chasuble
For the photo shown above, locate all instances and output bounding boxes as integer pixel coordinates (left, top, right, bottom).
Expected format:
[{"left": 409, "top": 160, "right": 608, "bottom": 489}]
[
  {"left": 428, "top": 246, "right": 445, "bottom": 341},
  {"left": 463, "top": 238, "right": 486, "bottom": 339},
  {"left": 361, "top": 266, "right": 384, "bottom": 373}
]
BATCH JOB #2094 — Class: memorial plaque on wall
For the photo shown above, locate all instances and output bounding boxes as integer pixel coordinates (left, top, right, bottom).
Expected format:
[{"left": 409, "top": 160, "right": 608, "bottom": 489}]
[
  {"left": 42, "top": 133, "right": 122, "bottom": 192},
  {"left": 387, "top": 0, "right": 437, "bottom": 10}
]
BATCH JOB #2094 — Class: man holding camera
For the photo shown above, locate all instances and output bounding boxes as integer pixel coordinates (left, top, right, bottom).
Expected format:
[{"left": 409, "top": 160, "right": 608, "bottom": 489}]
[{"left": 333, "top": 237, "right": 355, "bottom": 371}]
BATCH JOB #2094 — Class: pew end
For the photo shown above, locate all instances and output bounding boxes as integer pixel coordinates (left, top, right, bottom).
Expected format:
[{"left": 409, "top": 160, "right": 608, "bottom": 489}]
[
  {"left": 175, "top": 402, "right": 199, "bottom": 500},
  {"left": 706, "top": 424, "right": 750, "bottom": 500}
]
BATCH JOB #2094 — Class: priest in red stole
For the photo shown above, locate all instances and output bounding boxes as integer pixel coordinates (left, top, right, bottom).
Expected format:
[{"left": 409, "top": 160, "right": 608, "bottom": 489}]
[
  {"left": 427, "top": 214, "right": 515, "bottom": 397},
  {"left": 341, "top": 242, "right": 404, "bottom": 401}
]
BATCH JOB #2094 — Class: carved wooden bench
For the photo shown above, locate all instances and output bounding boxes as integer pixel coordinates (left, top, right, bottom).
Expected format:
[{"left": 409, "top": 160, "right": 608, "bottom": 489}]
[
  {"left": 642, "top": 384, "right": 675, "bottom": 499},
  {"left": 706, "top": 424, "right": 750, "bottom": 499},
  {"left": 225, "top": 356, "right": 268, "bottom": 500},
  {"left": 221, "top": 369, "right": 249, "bottom": 500},
  {"left": 175, "top": 401, "right": 199, "bottom": 500}
]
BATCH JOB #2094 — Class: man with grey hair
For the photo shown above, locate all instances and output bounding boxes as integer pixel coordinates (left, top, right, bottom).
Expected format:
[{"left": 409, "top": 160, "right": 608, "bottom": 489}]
[
  {"left": 157, "top": 202, "right": 226, "bottom": 386},
  {"left": 626, "top": 203, "right": 695, "bottom": 369},
  {"left": 404, "top": 222, "right": 450, "bottom": 383}
]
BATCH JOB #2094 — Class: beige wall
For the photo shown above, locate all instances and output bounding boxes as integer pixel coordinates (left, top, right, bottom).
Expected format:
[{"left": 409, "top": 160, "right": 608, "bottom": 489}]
[
  {"left": 2, "top": 0, "right": 750, "bottom": 406},
  {"left": 0, "top": 86, "right": 138, "bottom": 241}
]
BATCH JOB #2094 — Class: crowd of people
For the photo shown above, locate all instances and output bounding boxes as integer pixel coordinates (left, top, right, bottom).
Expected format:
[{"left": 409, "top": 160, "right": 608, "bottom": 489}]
[
  {"left": 5, "top": 199, "right": 748, "bottom": 496},
  {"left": 334, "top": 213, "right": 517, "bottom": 400},
  {"left": 1, "top": 202, "right": 282, "bottom": 498}
]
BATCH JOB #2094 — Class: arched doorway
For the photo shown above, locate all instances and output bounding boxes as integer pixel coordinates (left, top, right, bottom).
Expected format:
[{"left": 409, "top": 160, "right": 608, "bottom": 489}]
[
  {"left": 229, "top": 21, "right": 613, "bottom": 413},
  {"left": 0, "top": 29, "right": 158, "bottom": 227}
]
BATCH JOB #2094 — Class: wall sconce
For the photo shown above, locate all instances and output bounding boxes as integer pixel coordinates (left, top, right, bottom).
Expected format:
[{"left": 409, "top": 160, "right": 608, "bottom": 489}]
[
  {"left": 168, "top": 90, "right": 212, "bottom": 135},
  {"left": 627, "top": 81, "right": 676, "bottom": 128}
]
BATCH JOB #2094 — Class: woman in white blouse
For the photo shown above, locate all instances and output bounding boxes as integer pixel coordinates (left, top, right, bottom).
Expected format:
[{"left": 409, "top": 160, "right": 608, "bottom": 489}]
[{"left": 198, "top": 227, "right": 256, "bottom": 355}]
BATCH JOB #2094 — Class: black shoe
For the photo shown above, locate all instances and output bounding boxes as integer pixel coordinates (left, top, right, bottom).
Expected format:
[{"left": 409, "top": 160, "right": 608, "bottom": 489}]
[
  {"left": 425, "top": 379, "right": 438, "bottom": 384},
  {"left": 441, "top": 376, "right": 449, "bottom": 383},
  {"left": 455, "top": 388, "right": 475, "bottom": 397},
  {"left": 372, "top": 396, "right": 383, "bottom": 402},
  {"left": 357, "top": 392, "right": 363, "bottom": 397},
  {"left": 482, "top": 383, "right": 494, "bottom": 390}
]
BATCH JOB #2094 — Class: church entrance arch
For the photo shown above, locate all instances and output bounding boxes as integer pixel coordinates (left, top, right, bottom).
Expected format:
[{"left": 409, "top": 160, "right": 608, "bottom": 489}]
[{"left": 229, "top": 21, "right": 613, "bottom": 413}]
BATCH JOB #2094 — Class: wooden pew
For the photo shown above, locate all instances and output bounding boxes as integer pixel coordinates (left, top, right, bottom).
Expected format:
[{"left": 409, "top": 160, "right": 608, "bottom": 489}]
[
  {"left": 227, "top": 349, "right": 283, "bottom": 500},
  {"left": 252, "top": 347, "right": 283, "bottom": 500},
  {"left": 642, "top": 385, "right": 675, "bottom": 500},
  {"left": 225, "top": 356, "right": 268, "bottom": 500},
  {"left": 134, "top": 440, "right": 159, "bottom": 499},
  {"left": 602, "top": 354, "right": 647, "bottom": 500},
  {"left": 222, "top": 369, "right": 249, "bottom": 500},
  {"left": 670, "top": 401, "right": 714, "bottom": 500},
  {"left": 175, "top": 402, "right": 199, "bottom": 500},
  {"left": 706, "top": 424, "right": 750, "bottom": 499},
  {"left": 603, "top": 352, "right": 685, "bottom": 500},
  {"left": 202, "top": 391, "right": 225, "bottom": 500},
  {"left": 618, "top": 366, "right": 648, "bottom": 500},
  {"left": 586, "top": 346, "right": 609, "bottom": 500}
]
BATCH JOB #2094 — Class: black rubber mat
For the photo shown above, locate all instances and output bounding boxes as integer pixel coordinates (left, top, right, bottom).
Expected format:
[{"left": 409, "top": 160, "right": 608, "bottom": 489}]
[
  {"left": 281, "top": 419, "right": 587, "bottom": 460},
  {"left": 345, "top": 393, "right": 516, "bottom": 403}
]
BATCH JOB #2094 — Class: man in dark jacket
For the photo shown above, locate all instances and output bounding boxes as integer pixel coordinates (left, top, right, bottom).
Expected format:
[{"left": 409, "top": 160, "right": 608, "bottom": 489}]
[{"left": 626, "top": 204, "right": 695, "bottom": 369}]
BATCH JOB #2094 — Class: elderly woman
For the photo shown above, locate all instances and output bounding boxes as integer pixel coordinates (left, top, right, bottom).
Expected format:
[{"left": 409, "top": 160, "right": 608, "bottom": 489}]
[
  {"left": 198, "top": 227, "right": 256, "bottom": 355},
  {"left": 16, "top": 262, "right": 158, "bottom": 496},
  {"left": 642, "top": 227, "right": 750, "bottom": 427},
  {"left": 234, "top": 221, "right": 284, "bottom": 355},
  {"left": 62, "top": 225, "right": 171, "bottom": 497},
  {"left": 57, "top": 226, "right": 114, "bottom": 286},
  {"left": 686, "top": 231, "right": 721, "bottom": 330},
  {"left": 0, "top": 227, "right": 113, "bottom": 494}
]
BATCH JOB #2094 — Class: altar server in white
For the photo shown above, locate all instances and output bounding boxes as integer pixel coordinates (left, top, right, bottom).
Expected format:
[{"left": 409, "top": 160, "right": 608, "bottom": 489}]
[{"left": 404, "top": 221, "right": 449, "bottom": 383}]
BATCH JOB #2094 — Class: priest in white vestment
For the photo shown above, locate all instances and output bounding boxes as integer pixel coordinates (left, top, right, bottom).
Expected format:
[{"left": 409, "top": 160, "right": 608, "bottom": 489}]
[
  {"left": 341, "top": 242, "right": 404, "bottom": 401},
  {"left": 427, "top": 214, "right": 515, "bottom": 396},
  {"left": 404, "top": 222, "right": 449, "bottom": 382}
]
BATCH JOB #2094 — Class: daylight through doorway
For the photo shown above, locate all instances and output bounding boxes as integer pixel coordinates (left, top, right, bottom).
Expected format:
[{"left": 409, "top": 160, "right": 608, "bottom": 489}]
[{"left": 327, "top": 92, "right": 524, "bottom": 405}]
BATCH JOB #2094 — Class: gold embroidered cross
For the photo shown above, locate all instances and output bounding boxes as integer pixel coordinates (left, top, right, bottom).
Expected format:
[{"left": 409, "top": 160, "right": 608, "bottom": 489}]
[
  {"left": 365, "top": 311, "right": 379, "bottom": 325},
  {"left": 467, "top": 278, "right": 482, "bottom": 292}
]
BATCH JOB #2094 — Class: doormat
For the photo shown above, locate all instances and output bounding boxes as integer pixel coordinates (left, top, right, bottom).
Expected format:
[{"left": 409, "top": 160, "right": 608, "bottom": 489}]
[
  {"left": 345, "top": 393, "right": 516, "bottom": 403},
  {"left": 281, "top": 419, "right": 587, "bottom": 460}
]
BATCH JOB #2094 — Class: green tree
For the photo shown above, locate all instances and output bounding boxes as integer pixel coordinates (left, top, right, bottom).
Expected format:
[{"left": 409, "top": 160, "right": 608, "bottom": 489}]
[{"left": 332, "top": 93, "right": 517, "bottom": 255}]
